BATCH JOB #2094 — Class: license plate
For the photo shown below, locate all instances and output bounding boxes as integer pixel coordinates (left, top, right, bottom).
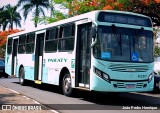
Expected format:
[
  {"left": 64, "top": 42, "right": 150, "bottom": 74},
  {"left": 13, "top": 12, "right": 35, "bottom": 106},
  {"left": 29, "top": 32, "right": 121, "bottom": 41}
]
[{"left": 126, "top": 84, "right": 136, "bottom": 88}]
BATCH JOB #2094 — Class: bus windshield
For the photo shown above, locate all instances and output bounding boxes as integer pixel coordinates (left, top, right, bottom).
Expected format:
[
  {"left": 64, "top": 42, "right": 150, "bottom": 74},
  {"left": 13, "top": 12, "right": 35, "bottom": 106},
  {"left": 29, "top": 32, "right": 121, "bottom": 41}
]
[{"left": 93, "top": 26, "right": 153, "bottom": 63}]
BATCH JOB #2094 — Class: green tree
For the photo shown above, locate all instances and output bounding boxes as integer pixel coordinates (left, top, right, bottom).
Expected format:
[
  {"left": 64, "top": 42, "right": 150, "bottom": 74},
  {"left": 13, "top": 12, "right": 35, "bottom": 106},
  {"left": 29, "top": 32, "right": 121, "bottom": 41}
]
[
  {"left": 38, "top": 10, "right": 68, "bottom": 24},
  {"left": 37, "top": 0, "right": 68, "bottom": 24},
  {"left": 154, "top": 45, "right": 160, "bottom": 57},
  {"left": 17, "top": 0, "right": 50, "bottom": 27},
  {"left": 0, "top": 7, "right": 8, "bottom": 31},
  {"left": 154, "top": 27, "right": 160, "bottom": 57},
  {"left": 0, "top": 4, "right": 21, "bottom": 31}
]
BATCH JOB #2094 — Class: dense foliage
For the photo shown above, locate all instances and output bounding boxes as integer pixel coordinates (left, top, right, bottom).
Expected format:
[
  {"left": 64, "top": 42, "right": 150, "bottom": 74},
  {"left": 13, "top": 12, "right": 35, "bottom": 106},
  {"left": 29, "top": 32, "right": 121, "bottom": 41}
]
[{"left": 52, "top": 0, "right": 160, "bottom": 26}]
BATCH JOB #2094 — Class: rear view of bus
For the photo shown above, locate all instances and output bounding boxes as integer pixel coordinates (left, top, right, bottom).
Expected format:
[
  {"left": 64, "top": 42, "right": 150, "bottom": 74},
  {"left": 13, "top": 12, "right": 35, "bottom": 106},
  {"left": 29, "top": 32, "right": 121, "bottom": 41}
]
[{"left": 91, "top": 11, "right": 154, "bottom": 92}]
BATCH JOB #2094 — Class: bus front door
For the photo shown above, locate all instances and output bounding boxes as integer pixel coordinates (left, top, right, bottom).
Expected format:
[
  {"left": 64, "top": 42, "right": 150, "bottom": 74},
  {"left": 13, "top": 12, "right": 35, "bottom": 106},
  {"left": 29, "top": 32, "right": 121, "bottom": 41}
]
[
  {"left": 11, "top": 38, "right": 18, "bottom": 76},
  {"left": 76, "top": 23, "right": 92, "bottom": 88},
  {"left": 34, "top": 32, "right": 45, "bottom": 83}
]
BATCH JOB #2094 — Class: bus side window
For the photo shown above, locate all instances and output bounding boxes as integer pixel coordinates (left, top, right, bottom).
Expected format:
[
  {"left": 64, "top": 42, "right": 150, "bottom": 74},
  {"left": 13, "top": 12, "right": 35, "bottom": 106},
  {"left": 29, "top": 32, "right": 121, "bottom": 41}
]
[
  {"left": 45, "top": 28, "right": 58, "bottom": 52},
  {"left": 26, "top": 33, "right": 35, "bottom": 54},
  {"left": 58, "top": 24, "right": 75, "bottom": 51},
  {"left": 7, "top": 38, "right": 13, "bottom": 54},
  {"left": 18, "top": 35, "right": 26, "bottom": 54}
]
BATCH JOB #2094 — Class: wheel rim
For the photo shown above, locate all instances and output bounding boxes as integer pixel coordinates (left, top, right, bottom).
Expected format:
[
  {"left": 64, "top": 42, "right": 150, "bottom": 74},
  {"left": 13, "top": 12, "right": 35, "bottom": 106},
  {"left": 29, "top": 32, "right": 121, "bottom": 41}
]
[
  {"left": 19, "top": 69, "right": 24, "bottom": 83},
  {"left": 63, "top": 75, "right": 71, "bottom": 94},
  {"left": 20, "top": 76, "right": 23, "bottom": 83}
]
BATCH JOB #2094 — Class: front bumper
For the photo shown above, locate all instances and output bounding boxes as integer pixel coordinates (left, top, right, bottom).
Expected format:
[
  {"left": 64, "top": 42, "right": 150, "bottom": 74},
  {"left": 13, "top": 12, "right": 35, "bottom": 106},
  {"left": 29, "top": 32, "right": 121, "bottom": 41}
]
[{"left": 90, "top": 73, "right": 154, "bottom": 92}]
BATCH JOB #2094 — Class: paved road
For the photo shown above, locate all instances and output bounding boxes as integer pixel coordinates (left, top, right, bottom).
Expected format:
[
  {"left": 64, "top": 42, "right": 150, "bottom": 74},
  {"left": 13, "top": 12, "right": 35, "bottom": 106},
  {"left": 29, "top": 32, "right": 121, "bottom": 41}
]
[{"left": 0, "top": 77, "right": 160, "bottom": 113}]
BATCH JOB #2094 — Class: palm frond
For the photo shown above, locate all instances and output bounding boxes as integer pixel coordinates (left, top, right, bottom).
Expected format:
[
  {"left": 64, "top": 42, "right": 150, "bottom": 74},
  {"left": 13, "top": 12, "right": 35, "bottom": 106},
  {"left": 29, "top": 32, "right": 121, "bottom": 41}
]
[
  {"left": 17, "top": 0, "right": 50, "bottom": 27},
  {"left": 38, "top": 7, "right": 45, "bottom": 17},
  {"left": 22, "top": 3, "right": 34, "bottom": 20},
  {"left": 17, "top": 0, "right": 32, "bottom": 7}
]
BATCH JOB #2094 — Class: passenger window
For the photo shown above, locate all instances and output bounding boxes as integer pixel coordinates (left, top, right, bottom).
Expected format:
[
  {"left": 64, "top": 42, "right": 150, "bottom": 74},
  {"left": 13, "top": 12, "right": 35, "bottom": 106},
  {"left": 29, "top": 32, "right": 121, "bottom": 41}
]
[
  {"left": 58, "top": 24, "right": 75, "bottom": 51},
  {"left": 18, "top": 35, "right": 26, "bottom": 54},
  {"left": 45, "top": 28, "right": 58, "bottom": 52},
  {"left": 26, "top": 33, "right": 35, "bottom": 53}
]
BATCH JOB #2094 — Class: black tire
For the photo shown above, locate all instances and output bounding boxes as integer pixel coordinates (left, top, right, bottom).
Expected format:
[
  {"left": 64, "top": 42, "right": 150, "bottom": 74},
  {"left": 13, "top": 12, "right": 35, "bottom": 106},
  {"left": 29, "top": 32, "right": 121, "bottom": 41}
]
[
  {"left": 19, "top": 67, "right": 26, "bottom": 85},
  {"left": 4, "top": 74, "right": 8, "bottom": 78},
  {"left": 62, "top": 74, "right": 73, "bottom": 96}
]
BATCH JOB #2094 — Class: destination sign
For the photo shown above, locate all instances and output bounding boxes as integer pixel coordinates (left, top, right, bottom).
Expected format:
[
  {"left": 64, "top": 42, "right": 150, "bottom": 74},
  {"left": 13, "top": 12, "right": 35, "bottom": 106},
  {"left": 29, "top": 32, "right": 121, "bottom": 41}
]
[{"left": 98, "top": 12, "right": 152, "bottom": 27}]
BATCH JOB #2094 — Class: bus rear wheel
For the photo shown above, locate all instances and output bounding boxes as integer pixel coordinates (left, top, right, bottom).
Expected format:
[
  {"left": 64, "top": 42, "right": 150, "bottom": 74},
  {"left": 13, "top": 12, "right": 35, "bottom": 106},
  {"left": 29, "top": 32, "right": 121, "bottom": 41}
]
[
  {"left": 19, "top": 67, "right": 26, "bottom": 86},
  {"left": 62, "top": 74, "right": 73, "bottom": 96}
]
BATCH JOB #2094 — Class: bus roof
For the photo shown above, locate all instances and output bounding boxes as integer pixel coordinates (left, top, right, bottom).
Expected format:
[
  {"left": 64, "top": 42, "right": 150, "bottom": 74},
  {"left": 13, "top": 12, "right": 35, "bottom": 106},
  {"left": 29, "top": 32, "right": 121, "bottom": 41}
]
[{"left": 8, "top": 10, "right": 151, "bottom": 38}]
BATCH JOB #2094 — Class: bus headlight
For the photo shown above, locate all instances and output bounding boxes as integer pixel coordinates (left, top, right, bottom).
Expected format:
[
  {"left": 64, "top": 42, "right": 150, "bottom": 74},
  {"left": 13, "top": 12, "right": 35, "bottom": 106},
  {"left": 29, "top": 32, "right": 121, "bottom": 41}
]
[
  {"left": 103, "top": 73, "right": 110, "bottom": 83},
  {"left": 94, "top": 67, "right": 110, "bottom": 83},
  {"left": 94, "top": 67, "right": 102, "bottom": 78},
  {"left": 148, "top": 72, "right": 153, "bottom": 83}
]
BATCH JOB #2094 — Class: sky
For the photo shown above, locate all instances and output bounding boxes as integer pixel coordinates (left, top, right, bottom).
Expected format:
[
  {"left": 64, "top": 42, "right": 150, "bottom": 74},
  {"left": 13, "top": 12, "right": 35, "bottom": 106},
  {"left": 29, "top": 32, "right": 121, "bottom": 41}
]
[
  {"left": 0, "top": 0, "right": 50, "bottom": 31},
  {"left": 0, "top": 0, "right": 18, "bottom": 7}
]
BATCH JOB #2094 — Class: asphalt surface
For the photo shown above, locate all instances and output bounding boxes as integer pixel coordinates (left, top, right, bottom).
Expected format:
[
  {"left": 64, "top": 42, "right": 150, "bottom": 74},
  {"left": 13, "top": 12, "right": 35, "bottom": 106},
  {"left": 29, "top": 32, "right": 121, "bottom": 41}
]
[{"left": 0, "top": 77, "right": 160, "bottom": 113}]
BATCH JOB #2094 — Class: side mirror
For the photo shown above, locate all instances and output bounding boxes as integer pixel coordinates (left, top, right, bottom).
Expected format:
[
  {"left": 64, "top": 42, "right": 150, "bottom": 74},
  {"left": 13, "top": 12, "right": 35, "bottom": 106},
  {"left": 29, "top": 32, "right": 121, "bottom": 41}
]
[
  {"left": 91, "top": 37, "right": 97, "bottom": 48},
  {"left": 91, "top": 27, "right": 97, "bottom": 39},
  {"left": 90, "top": 25, "right": 97, "bottom": 48}
]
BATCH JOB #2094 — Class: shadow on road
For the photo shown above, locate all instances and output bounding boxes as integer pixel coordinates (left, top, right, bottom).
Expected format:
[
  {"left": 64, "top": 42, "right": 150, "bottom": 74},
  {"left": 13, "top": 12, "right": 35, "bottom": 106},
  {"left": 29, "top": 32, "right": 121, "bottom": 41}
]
[
  {"left": 78, "top": 91, "right": 160, "bottom": 106},
  {"left": 12, "top": 80, "right": 61, "bottom": 93},
  {"left": 0, "top": 92, "right": 18, "bottom": 104},
  {"left": 12, "top": 80, "right": 160, "bottom": 108}
]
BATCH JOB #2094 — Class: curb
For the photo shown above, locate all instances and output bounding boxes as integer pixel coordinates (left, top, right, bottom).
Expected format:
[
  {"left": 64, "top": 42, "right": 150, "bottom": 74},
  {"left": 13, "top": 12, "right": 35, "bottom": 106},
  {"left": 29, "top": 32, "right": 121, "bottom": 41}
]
[{"left": 0, "top": 86, "right": 59, "bottom": 113}]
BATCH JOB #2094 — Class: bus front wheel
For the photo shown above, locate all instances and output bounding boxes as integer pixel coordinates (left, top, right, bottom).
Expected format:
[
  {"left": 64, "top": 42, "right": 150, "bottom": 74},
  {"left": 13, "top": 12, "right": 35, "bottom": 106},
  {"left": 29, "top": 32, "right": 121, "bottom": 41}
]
[
  {"left": 19, "top": 68, "right": 26, "bottom": 86},
  {"left": 62, "top": 74, "right": 73, "bottom": 96}
]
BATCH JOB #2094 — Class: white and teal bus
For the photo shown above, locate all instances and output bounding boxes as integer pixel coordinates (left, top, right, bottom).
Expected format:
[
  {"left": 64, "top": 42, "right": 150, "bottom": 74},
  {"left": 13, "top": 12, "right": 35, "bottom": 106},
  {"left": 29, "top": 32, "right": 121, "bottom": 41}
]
[{"left": 5, "top": 10, "right": 154, "bottom": 96}]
